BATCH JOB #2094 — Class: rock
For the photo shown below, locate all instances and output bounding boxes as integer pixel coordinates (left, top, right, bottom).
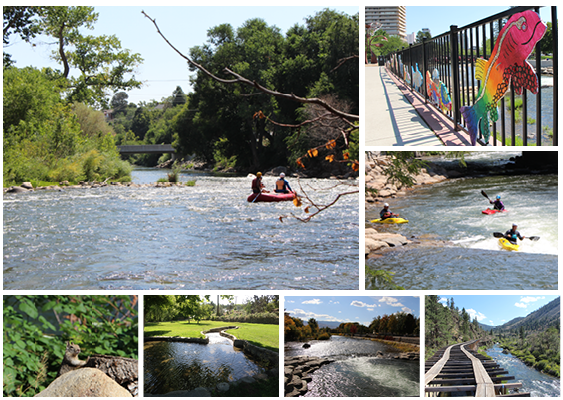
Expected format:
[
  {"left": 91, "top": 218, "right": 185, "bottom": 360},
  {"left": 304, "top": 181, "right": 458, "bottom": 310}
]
[
  {"left": 21, "top": 182, "right": 33, "bottom": 189},
  {"left": 239, "top": 376, "right": 256, "bottom": 384},
  {"left": 6, "top": 186, "right": 30, "bottom": 193},
  {"left": 216, "top": 382, "right": 230, "bottom": 392},
  {"left": 367, "top": 233, "right": 409, "bottom": 247},
  {"left": 34, "top": 368, "right": 131, "bottom": 397},
  {"left": 365, "top": 238, "right": 389, "bottom": 254},
  {"left": 302, "top": 343, "right": 311, "bottom": 348},
  {"left": 254, "top": 373, "right": 269, "bottom": 381}
]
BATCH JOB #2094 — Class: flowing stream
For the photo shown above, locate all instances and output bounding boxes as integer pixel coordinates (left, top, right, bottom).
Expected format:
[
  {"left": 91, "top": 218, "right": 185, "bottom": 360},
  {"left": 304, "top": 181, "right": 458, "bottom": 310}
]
[
  {"left": 366, "top": 162, "right": 557, "bottom": 290},
  {"left": 486, "top": 344, "right": 560, "bottom": 397},
  {"left": 3, "top": 169, "right": 358, "bottom": 290},
  {"left": 144, "top": 332, "right": 265, "bottom": 395},
  {"left": 285, "top": 335, "right": 419, "bottom": 397}
]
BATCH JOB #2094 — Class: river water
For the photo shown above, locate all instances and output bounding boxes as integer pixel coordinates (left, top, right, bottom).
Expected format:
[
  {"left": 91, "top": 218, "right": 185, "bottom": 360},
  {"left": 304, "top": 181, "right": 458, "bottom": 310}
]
[
  {"left": 486, "top": 344, "right": 560, "bottom": 397},
  {"left": 144, "top": 332, "right": 265, "bottom": 395},
  {"left": 285, "top": 335, "right": 419, "bottom": 397},
  {"left": 366, "top": 162, "right": 557, "bottom": 290},
  {"left": 3, "top": 169, "right": 358, "bottom": 290}
]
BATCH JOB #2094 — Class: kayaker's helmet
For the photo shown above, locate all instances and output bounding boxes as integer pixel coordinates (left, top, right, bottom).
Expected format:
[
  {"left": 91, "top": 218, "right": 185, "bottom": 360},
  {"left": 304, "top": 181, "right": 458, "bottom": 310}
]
[
  {"left": 512, "top": 223, "right": 518, "bottom": 228},
  {"left": 496, "top": 195, "right": 501, "bottom": 199},
  {"left": 256, "top": 172, "right": 262, "bottom": 177},
  {"left": 280, "top": 173, "right": 285, "bottom": 178},
  {"left": 384, "top": 203, "right": 389, "bottom": 207}
]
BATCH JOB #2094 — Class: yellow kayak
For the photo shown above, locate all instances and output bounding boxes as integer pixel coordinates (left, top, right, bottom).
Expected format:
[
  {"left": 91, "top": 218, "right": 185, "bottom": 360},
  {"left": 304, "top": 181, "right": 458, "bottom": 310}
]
[
  {"left": 499, "top": 237, "right": 519, "bottom": 251},
  {"left": 370, "top": 218, "right": 409, "bottom": 224}
]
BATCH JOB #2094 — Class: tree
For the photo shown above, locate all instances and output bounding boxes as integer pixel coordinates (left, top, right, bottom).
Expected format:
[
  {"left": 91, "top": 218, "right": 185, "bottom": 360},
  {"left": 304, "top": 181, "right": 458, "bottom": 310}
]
[
  {"left": 415, "top": 30, "right": 432, "bottom": 44},
  {"left": 3, "top": 6, "right": 44, "bottom": 66},
  {"left": 34, "top": 7, "right": 143, "bottom": 108},
  {"left": 308, "top": 318, "right": 319, "bottom": 335},
  {"left": 171, "top": 86, "right": 187, "bottom": 107},
  {"left": 111, "top": 92, "right": 129, "bottom": 113}
]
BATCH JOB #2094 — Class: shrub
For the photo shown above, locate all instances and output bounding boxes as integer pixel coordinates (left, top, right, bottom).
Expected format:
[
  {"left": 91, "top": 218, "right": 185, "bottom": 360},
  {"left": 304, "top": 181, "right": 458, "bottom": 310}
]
[{"left": 318, "top": 332, "right": 331, "bottom": 340}]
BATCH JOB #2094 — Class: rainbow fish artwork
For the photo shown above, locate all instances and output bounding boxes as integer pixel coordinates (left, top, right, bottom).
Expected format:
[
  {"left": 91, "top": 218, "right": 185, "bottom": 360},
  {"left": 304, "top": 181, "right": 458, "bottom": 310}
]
[
  {"left": 460, "top": 10, "right": 547, "bottom": 145},
  {"left": 412, "top": 63, "right": 423, "bottom": 91},
  {"left": 404, "top": 65, "right": 411, "bottom": 85},
  {"left": 426, "top": 69, "right": 452, "bottom": 113}
]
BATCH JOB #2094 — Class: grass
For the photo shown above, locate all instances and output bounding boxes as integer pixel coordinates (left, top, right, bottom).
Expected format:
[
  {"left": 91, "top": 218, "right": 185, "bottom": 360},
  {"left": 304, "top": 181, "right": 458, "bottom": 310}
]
[{"left": 144, "top": 320, "right": 279, "bottom": 352}]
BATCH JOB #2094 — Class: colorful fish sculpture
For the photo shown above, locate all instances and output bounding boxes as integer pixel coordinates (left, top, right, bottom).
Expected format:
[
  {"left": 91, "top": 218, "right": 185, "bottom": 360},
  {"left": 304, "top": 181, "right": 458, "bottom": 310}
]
[
  {"left": 426, "top": 69, "right": 452, "bottom": 113},
  {"left": 404, "top": 65, "right": 411, "bottom": 85},
  {"left": 460, "top": 10, "right": 547, "bottom": 145},
  {"left": 412, "top": 63, "right": 423, "bottom": 91}
]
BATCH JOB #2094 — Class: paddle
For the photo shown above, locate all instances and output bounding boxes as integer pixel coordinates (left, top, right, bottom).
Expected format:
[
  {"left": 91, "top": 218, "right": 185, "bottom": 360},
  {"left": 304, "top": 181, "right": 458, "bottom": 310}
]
[
  {"left": 493, "top": 232, "right": 540, "bottom": 241},
  {"left": 481, "top": 190, "right": 491, "bottom": 202}
]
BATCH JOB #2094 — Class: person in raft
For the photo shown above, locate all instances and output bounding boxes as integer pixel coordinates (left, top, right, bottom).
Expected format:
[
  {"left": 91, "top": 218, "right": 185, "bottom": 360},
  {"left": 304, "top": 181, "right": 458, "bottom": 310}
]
[
  {"left": 380, "top": 203, "right": 399, "bottom": 220},
  {"left": 505, "top": 223, "right": 525, "bottom": 244},
  {"left": 490, "top": 195, "right": 505, "bottom": 211},
  {"left": 274, "top": 173, "right": 293, "bottom": 194},
  {"left": 251, "top": 172, "right": 267, "bottom": 194}
]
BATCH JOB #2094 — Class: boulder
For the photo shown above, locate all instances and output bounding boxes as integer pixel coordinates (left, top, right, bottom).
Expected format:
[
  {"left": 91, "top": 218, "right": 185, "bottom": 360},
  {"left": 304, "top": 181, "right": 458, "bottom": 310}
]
[
  {"left": 21, "top": 182, "right": 34, "bottom": 189},
  {"left": 216, "top": 382, "right": 230, "bottom": 392},
  {"left": 6, "top": 186, "right": 30, "bottom": 193},
  {"left": 365, "top": 238, "right": 389, "bottom": 254},
  {"left": 35, "top": 368, "right": 131, "bottom": 397}
]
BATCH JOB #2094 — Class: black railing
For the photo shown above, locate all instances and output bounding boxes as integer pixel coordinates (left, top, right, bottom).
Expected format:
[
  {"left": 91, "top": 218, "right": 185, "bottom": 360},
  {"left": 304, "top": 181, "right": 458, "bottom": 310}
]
[{"left": 386, "top": 6, "right": 557, "bottom": 146}]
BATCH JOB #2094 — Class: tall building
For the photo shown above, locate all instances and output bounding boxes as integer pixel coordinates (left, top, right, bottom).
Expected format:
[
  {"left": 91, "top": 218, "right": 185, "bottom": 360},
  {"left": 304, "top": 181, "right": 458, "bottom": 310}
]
[{"left": 365, "top": 6, "right": 407, "bottom": 41}]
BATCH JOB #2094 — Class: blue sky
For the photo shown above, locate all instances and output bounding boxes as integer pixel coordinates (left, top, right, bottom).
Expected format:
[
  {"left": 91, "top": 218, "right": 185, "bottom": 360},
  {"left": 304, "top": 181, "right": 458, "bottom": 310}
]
[
  {"left": 438, "top": 295, "right": 559, "bottom": 327},
  {"left": 405, "top": 7, "right": 551, "bottom": 39},
  {"left": 5, "top": 6, "right": 358, "bottom": 104},
  {"left": 285, "top": 296, "right": 420, "bottom": 326}
]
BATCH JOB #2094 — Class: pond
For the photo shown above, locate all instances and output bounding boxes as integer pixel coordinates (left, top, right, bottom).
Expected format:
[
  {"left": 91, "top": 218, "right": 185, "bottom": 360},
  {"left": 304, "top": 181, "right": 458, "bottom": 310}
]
[
  {"left": 144, "top": 333, "right": 265, "bottom": 395},
  {"left": 286, "top": 335, "right": 419, "bottom": 397}
]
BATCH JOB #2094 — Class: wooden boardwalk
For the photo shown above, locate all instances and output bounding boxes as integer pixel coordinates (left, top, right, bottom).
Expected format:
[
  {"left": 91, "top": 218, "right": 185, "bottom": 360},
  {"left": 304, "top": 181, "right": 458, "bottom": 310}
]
[{"left": 425, "top": 340, "right": 529, "bottom": 397}]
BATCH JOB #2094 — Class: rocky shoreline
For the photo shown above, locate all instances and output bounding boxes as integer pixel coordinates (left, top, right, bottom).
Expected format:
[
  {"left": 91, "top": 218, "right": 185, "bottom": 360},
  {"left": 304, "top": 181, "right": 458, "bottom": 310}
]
[{"left": 4, "top": 180, "right": 192, "bottom": 194}]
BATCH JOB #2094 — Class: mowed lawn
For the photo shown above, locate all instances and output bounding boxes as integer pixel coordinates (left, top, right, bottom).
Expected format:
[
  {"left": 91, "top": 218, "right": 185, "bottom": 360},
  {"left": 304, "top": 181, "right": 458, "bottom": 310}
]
[{"left": 144, "top": 320, "right": 279, "bottom": 352}]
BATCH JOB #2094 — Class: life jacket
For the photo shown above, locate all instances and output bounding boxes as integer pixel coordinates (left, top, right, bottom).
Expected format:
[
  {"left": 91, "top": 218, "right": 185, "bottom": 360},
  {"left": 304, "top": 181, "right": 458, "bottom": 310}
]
[{"left": 276, "top": 179, "right": 286, "bottom": 191}]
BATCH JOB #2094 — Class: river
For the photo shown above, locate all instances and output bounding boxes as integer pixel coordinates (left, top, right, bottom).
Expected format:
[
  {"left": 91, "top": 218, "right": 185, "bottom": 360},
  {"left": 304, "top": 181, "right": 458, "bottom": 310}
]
[
  {"left": 3, "top": 169, "right": 358, "bottom": 290},
  {"left": 486, "top": 344, "right": 560, "bottom": 397},
  {"left": 144, "top": 332, "right": 265, "bottom": 395},
  {"left": 285, "top": 335, "right": 419, "bottom": 397},
  {"left": 366, "top": 159, "right": 557, "bottom": 290}
]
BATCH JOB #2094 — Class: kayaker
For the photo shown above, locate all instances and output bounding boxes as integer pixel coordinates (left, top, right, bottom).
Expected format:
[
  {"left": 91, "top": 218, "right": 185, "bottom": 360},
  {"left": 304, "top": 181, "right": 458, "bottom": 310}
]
[
  {"left": 274, "top": 173, "right": 293, "bottom": 194},
  {"left": 380, "top": 203, "right": 399, "bottom": 220},
  {"left": 505, "top": 223, "right": 525, "bottom": 244},
  {"left": 490, "top": 195, "right": 505, "bottom": 211},
  {"left": 251, "top": 172, "right": 267, "bottom": 194}
]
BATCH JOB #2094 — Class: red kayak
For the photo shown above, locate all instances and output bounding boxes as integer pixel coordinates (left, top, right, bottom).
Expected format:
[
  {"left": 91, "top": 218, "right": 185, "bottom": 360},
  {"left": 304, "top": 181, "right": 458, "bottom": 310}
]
[
  {"left": 482, "top": 208, "right": 508, "bottom": 215},
  {"left": 247, "top": 192, "right": 295, "bottom": 203}
]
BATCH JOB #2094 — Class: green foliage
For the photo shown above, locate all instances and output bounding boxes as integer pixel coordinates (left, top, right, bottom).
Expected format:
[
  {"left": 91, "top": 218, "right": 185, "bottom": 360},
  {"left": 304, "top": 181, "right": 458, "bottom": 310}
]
[
  {"left": 3, "top": 295, "right": 138, "bottom": 397},
  {"left": 365, "top": 267, "right": 404, "bottom": 290}
]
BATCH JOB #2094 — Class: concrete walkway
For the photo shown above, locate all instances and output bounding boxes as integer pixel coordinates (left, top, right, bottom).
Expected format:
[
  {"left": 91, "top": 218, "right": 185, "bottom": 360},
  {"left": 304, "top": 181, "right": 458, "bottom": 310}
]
[{"left": 365, "top": 65, "right": 445, "bottom": 146}]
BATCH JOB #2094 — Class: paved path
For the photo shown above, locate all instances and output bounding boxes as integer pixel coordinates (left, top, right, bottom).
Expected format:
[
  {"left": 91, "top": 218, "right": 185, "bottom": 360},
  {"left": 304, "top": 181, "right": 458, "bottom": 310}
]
[{"left": 365, "top": 65, "right": 444, "bottom": 146}]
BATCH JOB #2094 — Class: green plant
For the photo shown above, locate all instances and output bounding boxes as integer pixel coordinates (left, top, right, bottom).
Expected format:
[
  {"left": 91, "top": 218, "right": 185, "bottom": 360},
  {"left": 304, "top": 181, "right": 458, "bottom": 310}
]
[
  {"left": 365, "top": 267, "right": 405, "bottom": 290},
  {"left": 3, "top": 295, "right": 138, "bottom": 397},
  {"left": 185, "top": 180, "right": 196, "bottom": 187}
]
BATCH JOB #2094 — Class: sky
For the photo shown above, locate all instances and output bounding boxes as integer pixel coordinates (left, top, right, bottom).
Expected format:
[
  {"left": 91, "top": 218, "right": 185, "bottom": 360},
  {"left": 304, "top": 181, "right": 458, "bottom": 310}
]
[
  {"left": 405, "top": 6, "right": 552, "bottom": 39},
  {"left": 438, "top": 295, "right": 559, "bottom": 327},
  {"left": 5, "top": 6, "right": 358, "bottom": 105},
  {"left": 285, "top": 296, "right": 420, "bottom": 327}
]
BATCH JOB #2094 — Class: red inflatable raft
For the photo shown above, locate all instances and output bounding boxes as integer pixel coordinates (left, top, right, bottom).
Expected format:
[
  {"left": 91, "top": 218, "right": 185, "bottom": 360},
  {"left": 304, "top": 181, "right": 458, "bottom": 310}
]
[{"left": 247, "top": 192, "right": 295, "bottom": 203}]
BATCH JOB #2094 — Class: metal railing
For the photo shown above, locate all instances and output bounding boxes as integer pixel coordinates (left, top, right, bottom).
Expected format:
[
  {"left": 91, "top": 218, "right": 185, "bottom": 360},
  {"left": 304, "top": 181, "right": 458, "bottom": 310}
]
[{"left": 385, "top": 6, "right": 557, "bottom": 146}]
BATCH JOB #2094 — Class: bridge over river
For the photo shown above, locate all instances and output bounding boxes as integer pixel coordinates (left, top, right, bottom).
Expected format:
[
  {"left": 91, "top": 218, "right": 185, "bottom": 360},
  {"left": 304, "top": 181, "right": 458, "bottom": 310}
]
[
  {"left": 117, "top": 144, "right": 176, "bottom": 160},
  {"left": 425, "top": 340, "right": 528, "bottom": 397}
]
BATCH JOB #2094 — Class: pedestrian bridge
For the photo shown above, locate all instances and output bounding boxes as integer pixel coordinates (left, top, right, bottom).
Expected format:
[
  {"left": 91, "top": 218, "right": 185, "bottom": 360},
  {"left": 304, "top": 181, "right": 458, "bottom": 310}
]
[{"left": 117, "top": 144, "right": 176, "bottom": 160}]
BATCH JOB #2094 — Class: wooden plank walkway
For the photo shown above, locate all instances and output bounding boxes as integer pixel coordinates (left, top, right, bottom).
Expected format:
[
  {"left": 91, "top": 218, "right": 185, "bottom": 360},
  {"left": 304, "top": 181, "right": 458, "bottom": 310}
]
[{"left": 424, "top": 340, "right": 529, "bottom": 397}]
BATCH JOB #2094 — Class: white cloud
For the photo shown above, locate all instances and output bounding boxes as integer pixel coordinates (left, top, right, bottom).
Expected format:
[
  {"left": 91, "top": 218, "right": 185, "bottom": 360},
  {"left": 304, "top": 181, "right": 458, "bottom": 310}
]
[
  {"left": 514, "top": 303, "right": 527, "bottom": 308},
  {"left": 286, "top": 300, "right": 294, "bottom": 303},
  {"left": 302, "top": 299, "right": 322, "bottom": 305},
  {"left": 466, "top": 308, "right": 486, "bottom": 321},
  {"left": 401, "top": 306, "right": 413, "bottom": 314},
  {"left": 351, "top": 300, "right": 377, "bottom": 308},
  {"left": 438, "top": 297, "right": 448, "bottom": 305},
  {"left": 516, "top": 296, "right": 544, "bottom": 307},
  {"left": 289, "top": 308, "right": 340, "bottom": 322},
  {"left": 379, "top": 296, "right": 404, "bottom": 308}
]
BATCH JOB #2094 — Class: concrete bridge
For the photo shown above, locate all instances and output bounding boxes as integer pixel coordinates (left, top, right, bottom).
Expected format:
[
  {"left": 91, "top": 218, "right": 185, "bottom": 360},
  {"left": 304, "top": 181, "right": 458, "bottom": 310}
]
[
  {"left": 425, "top": 340, "right": 527, "bottom": 397},
  {"left": 117, "top": 144, "right": 176, "bottom": 160}
]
